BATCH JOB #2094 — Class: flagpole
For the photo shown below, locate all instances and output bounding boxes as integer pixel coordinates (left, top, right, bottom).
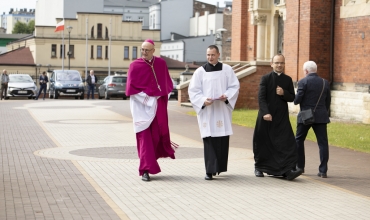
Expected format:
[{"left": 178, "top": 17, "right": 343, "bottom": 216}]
[
  {"left": 85, "top": 18, "right": 88, "bottom": 81},
  {"left": 109, "top": 18, "right": 111, "bottom": 76},
  {"left": 62, "top": 26, "right": 65, "bottom": 71}
]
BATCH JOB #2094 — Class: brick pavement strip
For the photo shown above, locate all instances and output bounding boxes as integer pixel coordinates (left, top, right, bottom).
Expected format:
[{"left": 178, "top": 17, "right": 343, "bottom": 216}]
[{"left": 1, "top": 100, "right": 370, "bottom": 220}]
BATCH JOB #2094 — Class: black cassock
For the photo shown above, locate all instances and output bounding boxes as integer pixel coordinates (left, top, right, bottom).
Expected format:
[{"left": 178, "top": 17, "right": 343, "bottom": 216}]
[
  {"left": 253, "top": 71, "right": 297, "bottom": 176},
  {"left": 204, "top": 136, "right": 230, "bottom": 174}
]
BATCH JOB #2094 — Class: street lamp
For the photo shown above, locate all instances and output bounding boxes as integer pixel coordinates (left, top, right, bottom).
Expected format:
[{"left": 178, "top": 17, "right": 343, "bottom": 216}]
[
  {"left": 67, "top": 26, "right": 73, "bottom": 70},
  {"left": 36, "top": 64, "right": 42, "bottom": 84}
]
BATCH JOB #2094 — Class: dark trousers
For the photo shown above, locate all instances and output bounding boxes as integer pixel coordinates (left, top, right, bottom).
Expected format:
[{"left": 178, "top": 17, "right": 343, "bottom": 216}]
[
  {"left": 36, "top": 84, "right": 47, "bottom": 99},
  {"left": 203, "top": 136, "right": 230, "bottom": 174},
  {"left": 0, "top": 83, "right": 8, "bottom": 99},
  {"left": 87, "top": 84, "right": 95, "bottom": 99},
  {"left": 295, "top": 123, "right": 329, "bottom": 173}
]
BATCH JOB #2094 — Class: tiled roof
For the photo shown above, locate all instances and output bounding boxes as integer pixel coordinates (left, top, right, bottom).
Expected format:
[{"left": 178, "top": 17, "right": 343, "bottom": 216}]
[
  {"left": 160, "top": 56, "right": 199, "bottom": 69},
  {"left": 0, "top": 47, "right": 34, "bottom": 66}
]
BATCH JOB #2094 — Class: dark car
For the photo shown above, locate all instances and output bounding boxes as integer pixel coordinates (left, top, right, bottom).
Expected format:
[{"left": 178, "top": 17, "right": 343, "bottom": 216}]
[
  {"left": 49, "top": 70, "right": 85, "bottom": 99},
  {"left": 169, "top": 79, "right": 178, "bottom": 100},
  {"left": 98, "top": 75, "right": 127, "bottom": 100}
]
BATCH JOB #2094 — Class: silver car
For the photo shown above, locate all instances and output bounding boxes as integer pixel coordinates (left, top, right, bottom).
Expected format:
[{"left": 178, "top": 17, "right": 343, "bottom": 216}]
[
  {"left": 6, "top": 74, "right": 38, "bottom": 99},
  {"left": 98, "top": 75, "right": 127, "bottom": 100}
]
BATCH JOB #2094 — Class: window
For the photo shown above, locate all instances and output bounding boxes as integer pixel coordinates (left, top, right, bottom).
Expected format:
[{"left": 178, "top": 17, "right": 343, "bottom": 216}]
[
  {"left": 139, "top": 17, "right": 143, "bottom": 26},
  {"left": 60, "top": 45, "right": 65, "bottom": 58},
  {"left": 105, "top": 46, "right": 109, "bottom": 59},
  {"left": 97, "top": 23, "right": 102, "bottom": 38},
  {"left": 124, "top": 46, "right": 129, "bottom": 59},
  {"left": 51, "top": 44, "right": 57, "bottom": 57},
  {"left": 91, "top": 45, "right": 94, "bottom": 58},
  {"left": 97, "top": 46, "right": 102, "bottom": 58},
  {"left": 69, "top": 45, "right": 74, "bottom": 58},
  {"left": 105, "top": 27, "right": 109, "bottom": 39},
  {"left": 133, "top": 47, "right": 137, "bottom": 59},
  {"left": 91, "top": 26, "right": 94, "bottom": 38}
]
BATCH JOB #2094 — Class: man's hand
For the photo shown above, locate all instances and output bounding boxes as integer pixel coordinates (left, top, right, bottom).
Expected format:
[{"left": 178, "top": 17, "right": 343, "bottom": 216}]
[
  {"left": 263, "top": 114, "right": 272, "bottom": 121},
  {"left": 276, "top": 86, "right": 284, "bottom": 96},
  {"left": 204, "top": 98, "right": 214, "bottom": 106},
  {"left": 218, "top": 94, "right": 228, "bottom": 102}
]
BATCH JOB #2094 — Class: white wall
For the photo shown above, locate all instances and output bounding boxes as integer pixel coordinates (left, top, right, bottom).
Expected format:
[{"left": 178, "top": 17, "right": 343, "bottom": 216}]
[
  {"left": 36, "top": 0, "right": 103, "bottom": 26},
  {"left": 149, "top": 4, "right": 161, "bottom": 30},
  {"left": 189, "top": 12, "right": 223, "bottom": 37},
  {"left": 160, "top": 0, "right": 193, "bottom": 40},
  {"left": 160, "top": 41, "right": 184, "bottom": 61}
]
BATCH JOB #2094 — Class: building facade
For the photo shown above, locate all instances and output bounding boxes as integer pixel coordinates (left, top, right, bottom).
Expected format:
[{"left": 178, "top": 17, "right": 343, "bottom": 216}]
[
  {"left": 3, "top": 13, "right": 160, "bottom": 80},
  {"left": 1, "top": 8, "right": 35, "bottom": 34},
  {"left": 231, "top": 0, "right": 370, "bottom": 123}
]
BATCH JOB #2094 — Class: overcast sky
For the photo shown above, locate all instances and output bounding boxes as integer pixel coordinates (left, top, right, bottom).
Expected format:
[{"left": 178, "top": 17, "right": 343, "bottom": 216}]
[{"left": 1, "top": 0, "right": 230, "bottom": 14}]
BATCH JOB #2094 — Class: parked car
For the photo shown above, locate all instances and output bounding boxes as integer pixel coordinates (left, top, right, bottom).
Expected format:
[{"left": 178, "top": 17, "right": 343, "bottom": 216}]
[
  {"left": 98, "top": 75, "right": 127, "bottom": 100},
  {"left": 169, "top": 79, "right": 178, "bottom": 100},
  {"left": 5, "top": 74, "right": 38, "bottom": 99},
  {"left": 49, "top": 70, "right": 85, "bottom": 99}
]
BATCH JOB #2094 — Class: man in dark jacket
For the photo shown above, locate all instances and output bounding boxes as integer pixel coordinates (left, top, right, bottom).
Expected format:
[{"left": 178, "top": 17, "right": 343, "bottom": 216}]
[
  {"left": 294, "top": 61, "right": 331, "bottom": 178},
  {"left": 253, "top": 54, "right": 303, "bottom": 180},
  {"left": 86, "top": 70, "right": 98, "bottom": 99},
  {"left": 35, "top": 71, "right": 49, "bottom": 100}
]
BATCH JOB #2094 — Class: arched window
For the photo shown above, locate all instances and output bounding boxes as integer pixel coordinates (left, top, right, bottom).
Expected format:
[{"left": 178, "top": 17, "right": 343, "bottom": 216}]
[
  {"left": 105, "top": 27, "right": 109, "bottom": 39},
  {"left": 91, "top": 26, "right": 94, "bottom": 38},
  {"left": 97, "top": 23, "right": 102, "bottom": 38}
]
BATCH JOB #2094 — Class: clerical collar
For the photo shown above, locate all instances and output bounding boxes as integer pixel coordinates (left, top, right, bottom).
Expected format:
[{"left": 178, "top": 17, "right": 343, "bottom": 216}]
[
  {"left": 202, "top": 62, "right": 223, "bottom": 72},
  {"left": 274, "top": 71, "right": 283, "bottom": 76},
  {"left": 143, "top": 57, "right": 154, "bottom": 63}
]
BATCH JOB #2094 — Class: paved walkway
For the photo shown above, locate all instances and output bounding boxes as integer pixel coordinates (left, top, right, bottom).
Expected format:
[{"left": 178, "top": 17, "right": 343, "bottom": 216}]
[{"left": 1, "top": 99, "right": 370, "bottom": 220}]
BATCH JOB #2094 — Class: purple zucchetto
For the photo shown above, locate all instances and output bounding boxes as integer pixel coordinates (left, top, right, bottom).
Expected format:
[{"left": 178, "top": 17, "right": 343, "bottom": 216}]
[{"left": 144, "top": 39, "right": 155, "bottom": 45}]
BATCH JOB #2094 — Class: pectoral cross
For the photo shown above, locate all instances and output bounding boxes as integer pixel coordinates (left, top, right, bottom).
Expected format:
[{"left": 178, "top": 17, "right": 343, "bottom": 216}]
[{"left": 144, "top": 58, "right": 161, "bottom": 91}]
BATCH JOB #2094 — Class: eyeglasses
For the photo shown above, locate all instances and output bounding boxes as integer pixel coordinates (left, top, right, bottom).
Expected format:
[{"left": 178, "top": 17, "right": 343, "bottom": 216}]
[
  {"left": 273, "top": 62, "right": 285, "bottom": 65},
  {"left": 141, "top": 48, "right": 153, "bottom": 53}
]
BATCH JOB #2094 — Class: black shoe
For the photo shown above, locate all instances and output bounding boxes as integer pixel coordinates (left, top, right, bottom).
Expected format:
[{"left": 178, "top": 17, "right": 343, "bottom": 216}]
[
  {"left": 254, "top": 169, "right": 264, "bottom": 177},
  {"left": 205, "top": 173, "right": 213, "bottom": 180},
  {"left": 317, "top": 172, "right": 327, "bottom": 178},
  {"left": 142, "top": 172, "right": 150, "bottom": 181},
  {"left": 286, "top": 169, "right": 303, "bottom": 180}
]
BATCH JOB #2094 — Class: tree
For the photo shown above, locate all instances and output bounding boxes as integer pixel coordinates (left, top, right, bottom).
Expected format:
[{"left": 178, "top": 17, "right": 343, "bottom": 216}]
[
  {"left": 27, "top": 20, "right": 35, "bottom": 33},
  {"left": 12, "top": 20, "right": 35, "bottom": 34}
]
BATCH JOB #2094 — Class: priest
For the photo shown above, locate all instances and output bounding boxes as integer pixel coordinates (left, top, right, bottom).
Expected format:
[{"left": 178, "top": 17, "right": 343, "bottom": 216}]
[
  {"left": 126, "top": 39, "right": 176, "bottom": 181},
  {"left": 253, "top": 54, "right": 303, "bottom": 180},
  {"left": 188, "top": 45, "right": 240, "bottom": 180}
]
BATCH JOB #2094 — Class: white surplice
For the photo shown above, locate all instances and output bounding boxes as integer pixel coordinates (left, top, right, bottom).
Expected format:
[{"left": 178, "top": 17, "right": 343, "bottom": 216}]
[
  {"left": 129, "top": 92, "right": 158, "bottom": 133},
  {"left": 188, "top": 64, "right": 240, "bottom": 138}
]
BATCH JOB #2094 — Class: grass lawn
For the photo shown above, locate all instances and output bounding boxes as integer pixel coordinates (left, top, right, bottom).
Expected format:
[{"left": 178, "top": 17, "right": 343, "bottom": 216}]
[{"left": 188, "top": 109, "right": 370, "bottom": 153}]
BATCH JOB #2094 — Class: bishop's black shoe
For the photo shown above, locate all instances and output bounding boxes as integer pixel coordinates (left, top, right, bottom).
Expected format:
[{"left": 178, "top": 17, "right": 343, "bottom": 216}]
[
  {"left": 205, "top": 173, "right": 213, "bottom": 180},
  {"left": 254, "top": 169, "right": 264, "bottom": 177},
  {"left": 286, "top": 168, "right": 303, "bottom": 180},
  {"left": 142, "top": 172, "right": 150, "bottom": 181}
]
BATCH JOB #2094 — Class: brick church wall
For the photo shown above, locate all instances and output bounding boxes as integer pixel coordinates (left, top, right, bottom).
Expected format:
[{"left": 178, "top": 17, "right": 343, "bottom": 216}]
[
  {"left": 236, "top": 65, "right": 272, "bottom": 109},
  {"left": 333, "top": 1, "right": 370, "bottom": 85}
]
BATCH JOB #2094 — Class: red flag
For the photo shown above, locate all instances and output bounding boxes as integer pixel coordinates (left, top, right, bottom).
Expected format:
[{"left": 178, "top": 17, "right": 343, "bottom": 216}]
[{"left": 55, "top": 20, "right": 64, "bottom": 32}]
